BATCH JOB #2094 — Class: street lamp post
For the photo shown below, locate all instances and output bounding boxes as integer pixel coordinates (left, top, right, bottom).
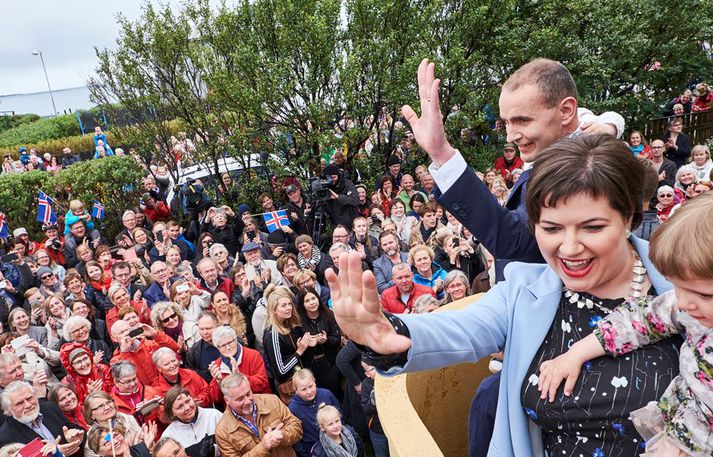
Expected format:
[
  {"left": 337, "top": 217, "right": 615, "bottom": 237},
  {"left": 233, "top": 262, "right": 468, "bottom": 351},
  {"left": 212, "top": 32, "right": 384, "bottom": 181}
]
[{"left": 31, "top": 50, "right": 57, "bottom": 116}]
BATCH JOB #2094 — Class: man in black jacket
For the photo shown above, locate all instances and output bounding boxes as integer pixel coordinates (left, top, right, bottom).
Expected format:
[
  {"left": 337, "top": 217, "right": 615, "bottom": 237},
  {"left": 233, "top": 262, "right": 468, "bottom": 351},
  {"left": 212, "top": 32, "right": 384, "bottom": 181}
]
[
  {"left": 0, "top": 381, "right": 84, "bottom": 451},
  {"left": 321, "top": 165, "right": 359, "bottom": 229},
  {"left": 185, "top": 312, "right": 221, "bottom": 382}
]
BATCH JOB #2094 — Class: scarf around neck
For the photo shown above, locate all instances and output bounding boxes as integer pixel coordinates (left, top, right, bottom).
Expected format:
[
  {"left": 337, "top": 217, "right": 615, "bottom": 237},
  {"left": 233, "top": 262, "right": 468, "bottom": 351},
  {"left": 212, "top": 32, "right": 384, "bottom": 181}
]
[
  {"left": 319, "top": 429, "right": 358, "bottom": 457},
  {"left": 298, "top": 245, "right": 321, "bottom": 270}
]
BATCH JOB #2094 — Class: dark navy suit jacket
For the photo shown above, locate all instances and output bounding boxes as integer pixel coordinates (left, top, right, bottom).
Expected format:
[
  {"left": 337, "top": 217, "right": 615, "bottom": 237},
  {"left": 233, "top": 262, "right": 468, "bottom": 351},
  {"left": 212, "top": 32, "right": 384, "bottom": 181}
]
[{"left": 438, "top": 167, "right": 543, "bottom": 281}]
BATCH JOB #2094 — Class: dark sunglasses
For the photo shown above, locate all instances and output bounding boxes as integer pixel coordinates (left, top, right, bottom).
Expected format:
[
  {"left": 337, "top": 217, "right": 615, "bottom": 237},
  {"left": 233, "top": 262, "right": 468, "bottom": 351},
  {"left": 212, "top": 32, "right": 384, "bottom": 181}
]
[
  {"left": 161, "top": 312, "right": 178, "bottom": 324},
  {"left": 41, "top": 274, "right": 54, "bottom": 280},
  {"left": 658, "top": 193, "right": 673, "bottom": 198}
]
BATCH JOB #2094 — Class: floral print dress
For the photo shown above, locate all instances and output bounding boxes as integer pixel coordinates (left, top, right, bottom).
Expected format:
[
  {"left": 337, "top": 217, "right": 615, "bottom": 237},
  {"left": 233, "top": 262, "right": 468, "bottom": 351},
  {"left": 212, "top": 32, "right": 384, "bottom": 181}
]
[
  {"left": 594, "top": 289, "right": 713, "bottom": 456},
  {"left": 521, "top": 291, "right": 681, "bottom": 457}
]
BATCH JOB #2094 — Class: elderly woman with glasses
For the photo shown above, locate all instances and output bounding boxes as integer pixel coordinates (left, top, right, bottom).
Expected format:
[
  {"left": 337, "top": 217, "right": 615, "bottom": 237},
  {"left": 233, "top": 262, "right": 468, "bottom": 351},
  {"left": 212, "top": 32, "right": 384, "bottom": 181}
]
[
  {"left": 64, "top": 315, "right": 111, "bottom": 364},
  {"left": 150, "top": 347, "right": 222, "bottom": 408},
  {"left": 109, "top": 361, "right": 162, "bottom": 426},
  {"left": 59, "top": 342, "right": 113, "bottom": 407},
  {"left": 84, "top": 392, "right": 143, "bottom": 457},
  {"left": 210, "top": 326, "right": 270, "bottom": 393},
  {"left": 150, "top": 302, "right": 199, "bottom": 354}
]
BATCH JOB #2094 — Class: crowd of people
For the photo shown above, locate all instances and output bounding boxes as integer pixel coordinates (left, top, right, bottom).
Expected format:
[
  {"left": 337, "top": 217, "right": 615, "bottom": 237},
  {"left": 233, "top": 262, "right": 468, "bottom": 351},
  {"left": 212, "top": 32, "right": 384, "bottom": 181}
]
[{"left": 0, "top": 55, "right": 711, "bottom": 457}]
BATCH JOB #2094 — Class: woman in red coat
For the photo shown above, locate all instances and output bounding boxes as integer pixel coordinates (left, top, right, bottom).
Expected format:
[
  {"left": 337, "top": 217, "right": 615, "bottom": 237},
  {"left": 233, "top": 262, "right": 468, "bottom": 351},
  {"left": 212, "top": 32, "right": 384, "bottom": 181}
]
[
  {"left": 59, "top": 342, "right": 113, "bottom": 407},
  {"left": 151, "top": 347, "right": 222, "bottom": 407}
]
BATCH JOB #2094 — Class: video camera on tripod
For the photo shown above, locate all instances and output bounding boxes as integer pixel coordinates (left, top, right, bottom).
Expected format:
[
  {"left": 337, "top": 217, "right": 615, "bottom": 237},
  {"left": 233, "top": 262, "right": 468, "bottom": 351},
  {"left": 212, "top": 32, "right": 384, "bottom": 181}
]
[{"left": 308, "top": 176, "right": 335, "bottom": 201}]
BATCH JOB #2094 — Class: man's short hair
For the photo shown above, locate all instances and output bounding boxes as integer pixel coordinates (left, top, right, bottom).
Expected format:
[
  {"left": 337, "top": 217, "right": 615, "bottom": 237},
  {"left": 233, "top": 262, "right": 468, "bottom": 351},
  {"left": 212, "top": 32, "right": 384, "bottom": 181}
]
[
  {"left": 379, "top": 230, "right": 398, "bottom": 245},
  {"left": 220, "top": 373, "right": 249, "bottom": 396},
  {"left": 329, "top": 243, "right": 349, "bottom": 255},
  {"left": 422, "top": 202, "right": 440, "bottom": 216},
  {"left": 502, "top": 58, "right": 578, "bottom": 108},
  {"left": 391, "top": 262, "right": 411, "bottom": 275}
]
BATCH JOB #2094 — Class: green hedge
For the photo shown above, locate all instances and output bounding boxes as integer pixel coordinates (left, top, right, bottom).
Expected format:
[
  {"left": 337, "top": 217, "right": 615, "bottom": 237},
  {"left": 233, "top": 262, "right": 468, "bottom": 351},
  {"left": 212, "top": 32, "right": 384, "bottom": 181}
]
[
  {"left": 0, "top": 156, "right": 144, "bottom": 241},
  {"left": 0, "top": 114, "right": 81, "bottom": 149},
  {"left": 0, "top": 114, "right": 41, "bottom": 135}
]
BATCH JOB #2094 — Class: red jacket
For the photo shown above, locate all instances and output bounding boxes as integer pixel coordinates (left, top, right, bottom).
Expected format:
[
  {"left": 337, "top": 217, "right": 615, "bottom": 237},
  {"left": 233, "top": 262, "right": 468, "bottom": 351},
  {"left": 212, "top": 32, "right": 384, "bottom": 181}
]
[
  {"left": 144, "top": 201, "right": 171, "bottom": 223},
  {"left": 214, "top": 346, "right": 270, "bottom": 395},
  {"left": 152, "top": 368, "right": 222, "bottom": 407},
  {"left": 39, "top": 237, "right": 66, "bottom": 265},
  {"left": 110, "top": 331, "right": 180, "bottom": 386},
  {"left": 60, "top": 342, "right": 113, "bottom": 406},
  {"left": 380, "top": 283, "right": 436, "bottom": 314},
  {"left": 111, "top": 383, "right": 163, "bottom": 425},
  {"left": 493, "top": 156, "right": 524, "bottom": 183},
  {"left": 198, "top": 276, "right": 235, "bottom": 301},
  {"left": 106, "top": 300, "right": 151, "bottom": 335}
]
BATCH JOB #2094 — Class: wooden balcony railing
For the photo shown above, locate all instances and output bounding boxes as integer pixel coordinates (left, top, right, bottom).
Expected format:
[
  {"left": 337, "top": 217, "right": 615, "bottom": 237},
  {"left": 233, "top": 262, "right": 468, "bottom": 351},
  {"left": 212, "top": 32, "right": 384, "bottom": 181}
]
[{"left": 644, "top": 109, "right": 713, "bottom": 145}]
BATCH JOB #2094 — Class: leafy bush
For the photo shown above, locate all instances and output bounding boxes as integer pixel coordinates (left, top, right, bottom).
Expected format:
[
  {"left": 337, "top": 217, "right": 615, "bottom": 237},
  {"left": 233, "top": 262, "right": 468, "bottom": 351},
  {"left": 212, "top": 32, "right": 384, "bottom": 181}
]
[
  {"left": 0, "top": 114, "right": 41, "bottom": 135},
  {"left": 0, "top": 156, "right": 143, "bottom": 241},
  {"left": 0, "top": 115, "right": 81, "bottom": 149}
]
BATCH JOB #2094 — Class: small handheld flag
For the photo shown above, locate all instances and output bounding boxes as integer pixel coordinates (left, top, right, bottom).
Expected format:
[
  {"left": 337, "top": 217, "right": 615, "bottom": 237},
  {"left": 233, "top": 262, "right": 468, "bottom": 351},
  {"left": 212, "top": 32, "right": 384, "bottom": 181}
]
[
  {"left": 37, "top": 192, "right": 57, "bottom": 224},
  {"left": 262, "top": 209, "right": 290, "bottom": 233},
  {"left": 92, "top": 200, "right": 105, "bottom": 220},
  {"left": 0, "top": 213, "right": 9, "bottom": 238}
]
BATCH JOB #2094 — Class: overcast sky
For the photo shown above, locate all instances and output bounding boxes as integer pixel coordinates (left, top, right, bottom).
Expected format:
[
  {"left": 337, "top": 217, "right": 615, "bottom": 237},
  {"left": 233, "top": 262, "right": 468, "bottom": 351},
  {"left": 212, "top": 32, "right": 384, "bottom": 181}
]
[{"left": 0, "top": 0, "right": 189, "bottom": 96}]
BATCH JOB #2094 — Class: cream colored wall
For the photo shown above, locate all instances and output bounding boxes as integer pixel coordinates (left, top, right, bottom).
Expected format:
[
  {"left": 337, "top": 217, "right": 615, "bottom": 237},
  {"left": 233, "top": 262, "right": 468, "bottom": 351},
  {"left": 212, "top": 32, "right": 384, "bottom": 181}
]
[{"left": 375, "top": 294, "right": 493, "bottom": 456}]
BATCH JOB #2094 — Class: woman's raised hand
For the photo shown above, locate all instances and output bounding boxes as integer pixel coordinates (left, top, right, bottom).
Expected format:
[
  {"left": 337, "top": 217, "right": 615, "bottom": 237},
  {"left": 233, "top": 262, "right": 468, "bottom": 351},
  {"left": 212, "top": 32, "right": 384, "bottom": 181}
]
[
  {"left": 326, "top": 252, "right": 411, "bottom": 355},
  {"left": 401, "top": 59, "right": 457, "bottom": 166}
]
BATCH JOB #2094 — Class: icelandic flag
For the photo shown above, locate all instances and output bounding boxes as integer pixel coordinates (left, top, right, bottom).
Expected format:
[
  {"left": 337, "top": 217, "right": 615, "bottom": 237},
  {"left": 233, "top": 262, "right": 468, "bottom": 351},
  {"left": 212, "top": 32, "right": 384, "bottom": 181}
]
[
  {"left": 262, "top": 209, "right": 290, "bottom": 233},
  {"left": 92, "top": 200, "right": 105, "bottom": 220},
  {"left": 0, "top": 212, "right": 9, "bottom": 238},
  {"left": 37, "top": 192, "right": 58, "bottom": 224}
]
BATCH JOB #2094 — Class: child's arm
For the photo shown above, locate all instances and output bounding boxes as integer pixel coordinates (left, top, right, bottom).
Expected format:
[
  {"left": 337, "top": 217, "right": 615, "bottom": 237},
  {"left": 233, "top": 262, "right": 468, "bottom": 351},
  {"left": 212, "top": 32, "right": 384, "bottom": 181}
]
[{"left": 538, "top": 333, "right": 604, "bottom": 402}]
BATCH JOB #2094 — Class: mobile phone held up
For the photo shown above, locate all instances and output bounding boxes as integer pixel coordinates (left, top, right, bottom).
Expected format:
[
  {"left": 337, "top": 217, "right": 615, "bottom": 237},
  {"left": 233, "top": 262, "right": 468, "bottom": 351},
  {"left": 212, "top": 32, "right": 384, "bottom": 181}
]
[{"left": 129, "top": 327, "right": 144, "bottom": 338}]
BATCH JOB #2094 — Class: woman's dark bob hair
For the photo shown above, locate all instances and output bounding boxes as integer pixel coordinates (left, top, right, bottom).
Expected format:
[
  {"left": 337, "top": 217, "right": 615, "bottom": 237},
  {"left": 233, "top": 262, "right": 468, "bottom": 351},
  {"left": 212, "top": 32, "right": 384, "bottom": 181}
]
[{"left": 526, "top": 134, "right": 646, "bottom": 233}]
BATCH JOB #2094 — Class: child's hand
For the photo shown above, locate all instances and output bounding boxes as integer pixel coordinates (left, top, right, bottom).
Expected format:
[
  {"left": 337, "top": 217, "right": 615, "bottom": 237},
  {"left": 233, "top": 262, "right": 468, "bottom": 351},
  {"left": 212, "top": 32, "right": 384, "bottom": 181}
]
[{"left": 538, "top": 351, "right": 584, "bottom": 402}]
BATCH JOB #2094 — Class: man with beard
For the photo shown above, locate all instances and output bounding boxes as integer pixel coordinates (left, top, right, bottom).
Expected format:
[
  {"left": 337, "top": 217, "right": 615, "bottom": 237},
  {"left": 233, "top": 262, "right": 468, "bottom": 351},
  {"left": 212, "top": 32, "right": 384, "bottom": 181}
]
[
  {"left": 321, "top": 165, "right": 359, "bottom": 229},
  {"left": 0, "top": 381, "right": 84, "bottom": 450},
  {"left": 373, "top": 231, "right": 409, "bottom": 294},
  {"left": 284, "top": 185, "right": 311, "bottom": 236},
  {"left": 63, "top": 220, "right": 104, "bottom": 269}
]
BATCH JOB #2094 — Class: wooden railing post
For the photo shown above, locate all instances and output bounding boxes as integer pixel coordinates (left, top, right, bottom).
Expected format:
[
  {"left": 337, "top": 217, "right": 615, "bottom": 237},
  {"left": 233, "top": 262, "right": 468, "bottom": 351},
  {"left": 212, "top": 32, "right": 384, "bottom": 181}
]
[{"left": 644, "top": 109, "right": 713, "bottom": 145}]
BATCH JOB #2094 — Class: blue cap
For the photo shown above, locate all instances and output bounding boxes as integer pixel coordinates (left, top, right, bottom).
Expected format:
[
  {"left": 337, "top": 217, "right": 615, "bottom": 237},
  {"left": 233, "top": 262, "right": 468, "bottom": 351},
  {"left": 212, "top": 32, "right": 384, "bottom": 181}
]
[
  {"left": 18, "top": 147, "right": 26, "bottom": 153},
  {"left": 241, "top": 241, "right": 261, "bottom": 253},
  {"left": 237, "top": 203, "right": 250, "bottom": 214}
]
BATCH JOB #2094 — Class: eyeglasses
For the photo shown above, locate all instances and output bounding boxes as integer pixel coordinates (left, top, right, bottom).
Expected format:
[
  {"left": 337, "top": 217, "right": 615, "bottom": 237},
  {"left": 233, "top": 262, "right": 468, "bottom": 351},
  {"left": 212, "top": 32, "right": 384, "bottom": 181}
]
[
  {"left": 216, "top": 339, "right": 236, "bottom": 351},
  {"left": 659, "top": 194, "right": 673, "bottom": 198},
  {"left": 90, "top": 401, "right": 114, "bottom": 413},
  {"left": 70, "top": 326, "right": 89, "bottom": 335},
  {"left": 161, "top": 313, "right": 178, "bottom": 324},
  {"left": 41, "top": 274, "right": 54, "bottom": 280},
  {"left": 651, "top": 146, "right": 664, "bottom": 149}
]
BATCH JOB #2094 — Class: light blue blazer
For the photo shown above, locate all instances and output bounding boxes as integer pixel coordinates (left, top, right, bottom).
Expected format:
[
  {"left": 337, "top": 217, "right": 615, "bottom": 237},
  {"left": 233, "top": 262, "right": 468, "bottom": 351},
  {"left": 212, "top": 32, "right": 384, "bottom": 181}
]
[{"left": 386, "top": 236, "right": 673, "bottom": 456}]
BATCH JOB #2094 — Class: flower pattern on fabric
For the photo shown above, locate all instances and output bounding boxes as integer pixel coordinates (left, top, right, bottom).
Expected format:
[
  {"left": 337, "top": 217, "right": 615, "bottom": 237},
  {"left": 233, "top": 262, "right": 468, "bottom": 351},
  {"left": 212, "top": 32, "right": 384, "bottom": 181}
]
[
  {"left": 592, "top": 290, "right": 713, "bottom": 455},
  {"left": 521, "top": 291, "right": 681, "bottom": 457}
]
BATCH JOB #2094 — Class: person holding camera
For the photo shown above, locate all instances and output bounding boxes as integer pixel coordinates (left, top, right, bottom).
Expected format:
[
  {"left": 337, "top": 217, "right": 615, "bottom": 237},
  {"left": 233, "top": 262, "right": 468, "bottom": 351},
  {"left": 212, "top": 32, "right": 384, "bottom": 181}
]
[
  {"left": 199, "top": 206, "right": 244, "bottom": 257},
  {"left": 320, "top": 165, "right": 359, "bottom": 230},
  {"left": 109, "top": 319, "right": 180, "bottom": 387},
  {"left": 39, "top": 224, "right": 65, "bottom": 266}
]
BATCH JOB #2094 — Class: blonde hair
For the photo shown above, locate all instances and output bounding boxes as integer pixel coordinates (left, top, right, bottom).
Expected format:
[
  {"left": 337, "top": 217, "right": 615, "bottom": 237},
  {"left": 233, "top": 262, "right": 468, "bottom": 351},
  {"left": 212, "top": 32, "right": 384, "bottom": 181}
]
[
  {"left": 650, "top": 192, "right": 713, "bottom": 279},
  {"left": 292, "top": 368, "right": 315, "bottom": 386},
  {"left": 690, "top": 144, "right": 711, "bottom": 163},
  {"left": 316, "top": 403, "right": 341, "bottom": 426},
  {"left": 69, "top": 199, "right": 84, "bottom": 212},
  {"left": 265, "top": 285, "right": 299, "bottom": 335},
  {"left": 407, "top": 244, "right": 434, "bottom": 266}
]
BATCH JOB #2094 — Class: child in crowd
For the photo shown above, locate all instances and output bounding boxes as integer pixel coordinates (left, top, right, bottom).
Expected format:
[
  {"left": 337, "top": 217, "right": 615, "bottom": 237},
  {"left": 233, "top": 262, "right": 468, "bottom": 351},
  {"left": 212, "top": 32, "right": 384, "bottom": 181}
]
[
  {"left": 64, "top": 199, "right": 95, "bottom": 235},
  {"left": 537, "top": 193, "right": 713, "bottom": 456},
  {"left": 288, "top": 368, "right": 341, "bottom": 457},
  {"left": 311, "top": 404, "right": 365, "bottom": 457}
]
